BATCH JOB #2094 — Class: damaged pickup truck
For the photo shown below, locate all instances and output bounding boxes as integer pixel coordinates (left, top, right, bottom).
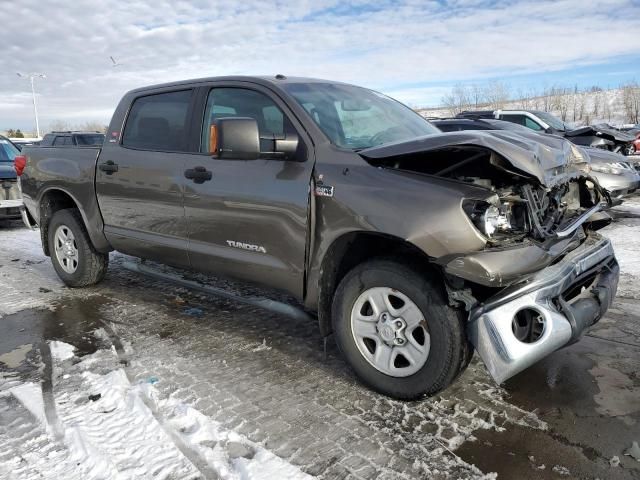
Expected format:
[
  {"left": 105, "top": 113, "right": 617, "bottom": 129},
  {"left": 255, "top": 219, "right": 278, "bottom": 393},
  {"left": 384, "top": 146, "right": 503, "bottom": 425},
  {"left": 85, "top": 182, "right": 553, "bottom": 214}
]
[{"left": 17, "top": 77, "right": 619, "bottom": 399}]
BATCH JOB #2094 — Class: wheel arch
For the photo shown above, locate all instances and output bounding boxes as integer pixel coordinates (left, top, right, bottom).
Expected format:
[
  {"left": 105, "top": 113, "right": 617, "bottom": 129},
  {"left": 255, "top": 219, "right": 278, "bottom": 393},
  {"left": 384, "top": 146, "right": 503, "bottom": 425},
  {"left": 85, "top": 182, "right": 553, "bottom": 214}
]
[
  {"left": 38, "top": 187, "right": 111, "bottom": 256},
  {"left": 315, "top": 231, "right": 444, "bottom": 337}
]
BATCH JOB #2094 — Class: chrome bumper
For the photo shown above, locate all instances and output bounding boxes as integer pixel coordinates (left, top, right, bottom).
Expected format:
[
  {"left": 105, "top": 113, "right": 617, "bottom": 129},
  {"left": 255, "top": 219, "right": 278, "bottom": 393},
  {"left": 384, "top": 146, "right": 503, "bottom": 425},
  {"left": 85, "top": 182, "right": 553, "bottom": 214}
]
[{"left": 468, "top": 233, "right": 618, "bottom": 384}]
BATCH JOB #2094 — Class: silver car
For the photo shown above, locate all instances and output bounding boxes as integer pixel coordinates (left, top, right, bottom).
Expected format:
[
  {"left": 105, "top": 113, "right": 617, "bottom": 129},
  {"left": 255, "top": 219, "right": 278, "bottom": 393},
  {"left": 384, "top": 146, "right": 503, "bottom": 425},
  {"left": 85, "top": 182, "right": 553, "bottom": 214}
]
[{"left": 587, "top": 148, "right": 640, "bottom": 201}]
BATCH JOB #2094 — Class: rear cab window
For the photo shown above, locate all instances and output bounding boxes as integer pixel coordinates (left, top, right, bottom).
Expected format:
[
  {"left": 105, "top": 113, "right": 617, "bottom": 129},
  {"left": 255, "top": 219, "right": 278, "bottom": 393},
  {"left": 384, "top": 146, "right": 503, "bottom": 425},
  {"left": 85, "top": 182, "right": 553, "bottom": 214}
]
[
  {"left": 122, "top": 90, "right": 193, "bottom": 152},
  {"left": 75, "top": 134, "right": 105, "bottom": 146}
]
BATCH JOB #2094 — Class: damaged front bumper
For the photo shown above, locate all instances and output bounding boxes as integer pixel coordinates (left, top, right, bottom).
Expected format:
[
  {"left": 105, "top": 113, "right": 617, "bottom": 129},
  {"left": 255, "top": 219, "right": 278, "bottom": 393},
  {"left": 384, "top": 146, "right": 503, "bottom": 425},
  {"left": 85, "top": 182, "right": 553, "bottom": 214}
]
[{"left": 467, "top": 232, "right": 618, "bottom": 384}]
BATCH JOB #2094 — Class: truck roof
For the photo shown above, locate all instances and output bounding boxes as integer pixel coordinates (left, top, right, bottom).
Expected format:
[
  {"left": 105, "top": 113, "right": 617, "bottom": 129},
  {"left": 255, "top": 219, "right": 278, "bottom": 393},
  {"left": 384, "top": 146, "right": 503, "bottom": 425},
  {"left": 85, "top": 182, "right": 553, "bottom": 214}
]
[
  {"left": 126, "top": 75, "right": 354, "bottom": 95},
  {"left": 47, "top": 131, "right": 103, "bottom": 135}
]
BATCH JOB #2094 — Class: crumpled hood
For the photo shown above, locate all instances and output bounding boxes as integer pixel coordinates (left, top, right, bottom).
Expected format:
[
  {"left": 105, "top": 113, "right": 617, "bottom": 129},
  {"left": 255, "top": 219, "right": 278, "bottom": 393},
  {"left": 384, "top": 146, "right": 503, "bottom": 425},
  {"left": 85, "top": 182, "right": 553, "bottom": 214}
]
[
  {"left": 565, "top": 125, "right": 635, "bottom": 143},
  {"left": 359, "top": 130, "right": 588, "bottom": 187},
  {"left": 0, "top": 162, "right": 17, "bottom": 180}
]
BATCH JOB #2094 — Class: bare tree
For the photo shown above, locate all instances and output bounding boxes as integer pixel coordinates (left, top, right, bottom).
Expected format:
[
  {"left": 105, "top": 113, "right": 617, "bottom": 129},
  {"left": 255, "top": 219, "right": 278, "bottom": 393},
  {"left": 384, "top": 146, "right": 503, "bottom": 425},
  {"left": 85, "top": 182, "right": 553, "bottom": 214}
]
[
  {"left": 483, "top": 81, "right": 510, "bottom": 110},
  {"left": 529, "top": 88, "right": 541, "bottom": 110},
  {"left": 541, "top": 87, "right": 552, "bottom": 112},
  {"left": 516, "top": 87, "right": 532, "bottom": 109},
  {"left": 603, "top": 98, "right": 612, "bottom": 122},
  {"left": 441, "top": 84, "right": 471, "bottom": 116},
  {"left": 47, "top": 120, "right": 72, "bottom": 133},
  {"left": 591, "top": 91, "right": 602, "bottom": 119},
  {"left": 470, "top": 84, "right": 483, "bottom": 109},
  {"left": 80, "top": 121, "right": 108, "bottom": 133},
  {"left": 621, "top": 81, "right": 640, "bottom": 124},
  {"left": 549, "top": 86, "right": 571, "bottom": 121}
]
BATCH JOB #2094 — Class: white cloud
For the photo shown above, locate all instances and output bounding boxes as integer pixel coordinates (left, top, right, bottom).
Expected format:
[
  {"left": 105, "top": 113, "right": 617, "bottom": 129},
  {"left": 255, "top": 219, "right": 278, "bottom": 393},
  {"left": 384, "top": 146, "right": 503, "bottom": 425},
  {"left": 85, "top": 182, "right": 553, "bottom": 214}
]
[{"left": 0, "top": 0, "right": 639, "bottom": 132}]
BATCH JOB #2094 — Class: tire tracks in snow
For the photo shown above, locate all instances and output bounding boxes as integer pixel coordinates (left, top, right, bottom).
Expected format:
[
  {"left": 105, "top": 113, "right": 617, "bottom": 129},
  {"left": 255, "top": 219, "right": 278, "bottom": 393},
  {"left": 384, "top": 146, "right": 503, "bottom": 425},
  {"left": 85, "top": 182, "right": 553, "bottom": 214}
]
[{"left": 100, "top": 321, "right": 221, "bottom": 480}]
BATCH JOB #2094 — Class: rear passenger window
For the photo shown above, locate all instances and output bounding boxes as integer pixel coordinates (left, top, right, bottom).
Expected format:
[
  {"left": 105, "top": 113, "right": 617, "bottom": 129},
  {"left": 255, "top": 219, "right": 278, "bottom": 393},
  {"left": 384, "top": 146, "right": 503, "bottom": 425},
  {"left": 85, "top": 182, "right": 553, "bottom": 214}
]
[{"left": 123, "top": 90, "right": 192, "bottom": 151}]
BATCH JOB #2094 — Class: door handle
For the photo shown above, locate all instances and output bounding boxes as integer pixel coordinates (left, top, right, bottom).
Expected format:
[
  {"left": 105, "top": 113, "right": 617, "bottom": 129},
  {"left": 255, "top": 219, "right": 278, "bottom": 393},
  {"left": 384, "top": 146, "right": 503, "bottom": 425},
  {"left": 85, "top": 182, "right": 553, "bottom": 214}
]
[
  {"left": 99, "top": 160, "right": 119, "bottom": 174},
  {"left": 184, "top": 166, "right": 212, "bottom": 184}
]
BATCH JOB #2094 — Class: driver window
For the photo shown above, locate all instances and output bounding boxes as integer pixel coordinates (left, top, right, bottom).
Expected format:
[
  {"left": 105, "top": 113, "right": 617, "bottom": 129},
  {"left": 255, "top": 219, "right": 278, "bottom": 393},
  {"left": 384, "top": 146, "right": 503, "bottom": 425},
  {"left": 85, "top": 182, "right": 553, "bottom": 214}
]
[{"left": 201, "top": 88, "right": 290, "bottom": 153}]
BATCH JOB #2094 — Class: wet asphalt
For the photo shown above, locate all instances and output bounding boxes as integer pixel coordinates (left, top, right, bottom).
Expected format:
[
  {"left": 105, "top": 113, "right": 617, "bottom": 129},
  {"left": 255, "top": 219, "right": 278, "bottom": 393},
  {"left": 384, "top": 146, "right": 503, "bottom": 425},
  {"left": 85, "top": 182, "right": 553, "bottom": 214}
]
[{"left": 0, "top": 207, "right": 639, "bottom": 479}]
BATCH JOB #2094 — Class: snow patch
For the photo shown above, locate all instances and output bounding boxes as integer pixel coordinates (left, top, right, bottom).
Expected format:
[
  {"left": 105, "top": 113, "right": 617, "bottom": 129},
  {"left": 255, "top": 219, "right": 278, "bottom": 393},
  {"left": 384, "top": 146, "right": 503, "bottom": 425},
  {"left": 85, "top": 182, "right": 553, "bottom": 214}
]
[
  {"left": 10, "top": 382, "right": 46, "bottom": 425},
  {"left": 50, "top": 341, "right": 75, "bottom": 361},
  {"left": 5, "top": 342, "right": 312, "bottom": 480},
  {"left": 250, "top": 339, "right": 272, "bottom": 353}
]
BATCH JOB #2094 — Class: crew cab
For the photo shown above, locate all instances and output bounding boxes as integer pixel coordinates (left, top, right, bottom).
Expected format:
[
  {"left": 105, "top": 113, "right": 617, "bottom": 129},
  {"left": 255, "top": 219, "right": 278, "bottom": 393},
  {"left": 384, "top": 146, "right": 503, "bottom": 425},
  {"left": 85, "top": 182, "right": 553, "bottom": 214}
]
[{"left": 18, "top": 76, "right": 619, "bottom": 399}]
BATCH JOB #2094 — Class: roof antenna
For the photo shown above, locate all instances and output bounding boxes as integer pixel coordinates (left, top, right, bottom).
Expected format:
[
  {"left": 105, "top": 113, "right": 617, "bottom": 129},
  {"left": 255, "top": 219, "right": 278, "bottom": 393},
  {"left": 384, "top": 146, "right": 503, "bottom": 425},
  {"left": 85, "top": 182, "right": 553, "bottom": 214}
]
[{"left": 275, "top": 74, "right": 287, "bottom": 80}]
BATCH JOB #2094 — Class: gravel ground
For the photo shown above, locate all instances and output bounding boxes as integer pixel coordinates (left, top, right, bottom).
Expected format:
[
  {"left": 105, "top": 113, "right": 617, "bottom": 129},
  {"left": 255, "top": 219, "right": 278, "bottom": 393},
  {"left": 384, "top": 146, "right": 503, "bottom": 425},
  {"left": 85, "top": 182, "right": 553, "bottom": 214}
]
[{"left": 0, "top": 197, "right": 639, "bottom": 479}]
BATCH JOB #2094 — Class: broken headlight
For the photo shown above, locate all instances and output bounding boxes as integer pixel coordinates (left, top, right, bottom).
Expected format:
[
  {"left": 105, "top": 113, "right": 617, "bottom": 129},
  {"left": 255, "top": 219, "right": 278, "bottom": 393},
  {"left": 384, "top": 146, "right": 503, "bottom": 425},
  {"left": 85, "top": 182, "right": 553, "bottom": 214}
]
[{"left": 463, "top": 199, "right": 512, "bottom": 238}]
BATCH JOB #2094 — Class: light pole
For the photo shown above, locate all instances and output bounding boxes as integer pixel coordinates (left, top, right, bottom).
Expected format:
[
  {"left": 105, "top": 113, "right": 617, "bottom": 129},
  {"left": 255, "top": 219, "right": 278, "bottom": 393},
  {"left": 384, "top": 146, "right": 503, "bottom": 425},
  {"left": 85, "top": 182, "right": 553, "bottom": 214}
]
[{"left": 16, "top": 72, "right": 46, "bottom": 138}]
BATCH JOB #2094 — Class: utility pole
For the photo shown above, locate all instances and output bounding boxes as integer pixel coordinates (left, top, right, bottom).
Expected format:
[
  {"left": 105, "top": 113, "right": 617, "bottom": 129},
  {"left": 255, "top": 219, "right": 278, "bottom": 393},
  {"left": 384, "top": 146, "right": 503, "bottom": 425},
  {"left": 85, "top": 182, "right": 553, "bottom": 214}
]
[{"left": 16, "top": 72, "right": 46, "bottom": 138}]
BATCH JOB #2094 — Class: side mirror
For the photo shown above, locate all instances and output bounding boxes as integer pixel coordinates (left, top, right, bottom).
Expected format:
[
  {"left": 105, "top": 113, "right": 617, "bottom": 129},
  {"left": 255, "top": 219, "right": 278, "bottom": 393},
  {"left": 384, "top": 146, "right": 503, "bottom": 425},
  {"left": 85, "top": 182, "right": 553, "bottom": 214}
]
[{"left": 214, "top": 117, "right": 260, "bottom": 160}]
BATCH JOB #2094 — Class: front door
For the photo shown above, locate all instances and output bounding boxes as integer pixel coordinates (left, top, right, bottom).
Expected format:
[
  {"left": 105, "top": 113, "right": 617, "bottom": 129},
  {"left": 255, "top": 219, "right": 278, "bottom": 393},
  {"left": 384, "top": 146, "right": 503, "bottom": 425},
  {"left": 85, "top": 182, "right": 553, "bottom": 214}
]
[
  {"left": 183, "top": 84, "right": 314, "bottom": 298},
  {"left": 96, "top": 89, "right": 195, "bottom": 266}
]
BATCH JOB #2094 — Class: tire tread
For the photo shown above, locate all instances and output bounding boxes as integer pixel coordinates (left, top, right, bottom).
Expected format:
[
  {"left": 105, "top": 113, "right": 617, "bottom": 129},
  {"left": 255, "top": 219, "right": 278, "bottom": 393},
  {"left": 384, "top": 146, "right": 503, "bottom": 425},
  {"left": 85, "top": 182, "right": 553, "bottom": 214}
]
[{"left": 48, "top": 209, "right": 108, "bottom": 287}]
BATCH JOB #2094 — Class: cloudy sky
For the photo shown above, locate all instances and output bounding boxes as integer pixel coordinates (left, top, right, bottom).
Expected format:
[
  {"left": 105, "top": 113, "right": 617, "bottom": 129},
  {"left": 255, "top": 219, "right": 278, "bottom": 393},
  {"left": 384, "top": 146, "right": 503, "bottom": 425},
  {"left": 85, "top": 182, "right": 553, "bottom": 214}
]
[{"left": 1, "top": 0, "right": 639, "bottom": 133}]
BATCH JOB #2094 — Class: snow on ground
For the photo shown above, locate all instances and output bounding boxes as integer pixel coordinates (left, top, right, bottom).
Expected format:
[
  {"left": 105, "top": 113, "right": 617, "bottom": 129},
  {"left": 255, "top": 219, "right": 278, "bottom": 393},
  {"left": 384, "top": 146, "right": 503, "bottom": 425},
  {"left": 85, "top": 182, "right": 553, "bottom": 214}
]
[
  {"left": 601, "top": 196, "right": 640, "bottom": 298},
  {"left": 50, "top": 341, "right": 75, "bottom": 361},
  {"left": 1, "top": 191, "right": 639, "bottom": 479},
  {"left": 1, "top": 341, "right": 312, "bottom": 480}
]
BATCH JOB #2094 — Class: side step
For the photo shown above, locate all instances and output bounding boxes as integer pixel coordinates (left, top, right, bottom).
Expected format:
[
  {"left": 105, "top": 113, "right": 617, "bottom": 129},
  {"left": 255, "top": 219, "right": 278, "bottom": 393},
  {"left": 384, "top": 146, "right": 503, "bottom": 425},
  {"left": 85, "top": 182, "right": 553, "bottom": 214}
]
[{"left": 121, "top": 260, "right": 314, "bottom": 323}]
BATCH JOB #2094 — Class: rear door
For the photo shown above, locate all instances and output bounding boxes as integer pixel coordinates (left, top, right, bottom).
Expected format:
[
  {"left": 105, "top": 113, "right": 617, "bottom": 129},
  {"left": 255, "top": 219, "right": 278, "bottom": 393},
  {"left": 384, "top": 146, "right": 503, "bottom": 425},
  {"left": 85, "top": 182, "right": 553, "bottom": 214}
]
[
  {"left": 183, "top": 83, "right": 315, "bottom": 298},
  {"left": 95, "top": 89, "right": 196, "bottom": 266}
]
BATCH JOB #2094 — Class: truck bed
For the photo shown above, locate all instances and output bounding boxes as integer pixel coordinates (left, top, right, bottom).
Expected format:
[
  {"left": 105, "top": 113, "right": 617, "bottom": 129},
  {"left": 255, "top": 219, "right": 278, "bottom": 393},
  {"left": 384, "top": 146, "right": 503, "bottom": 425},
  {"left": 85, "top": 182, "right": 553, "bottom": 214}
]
[{"left": 20, "top": 145, "right": 109, "bottom": 252}]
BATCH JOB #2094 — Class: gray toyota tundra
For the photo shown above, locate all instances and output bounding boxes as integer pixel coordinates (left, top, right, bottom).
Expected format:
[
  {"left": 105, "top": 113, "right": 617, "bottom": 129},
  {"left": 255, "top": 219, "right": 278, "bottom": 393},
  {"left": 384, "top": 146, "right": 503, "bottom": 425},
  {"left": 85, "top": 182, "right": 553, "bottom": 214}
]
[{"left": 17, "top": 76, "right": 619, "bottom": 399}]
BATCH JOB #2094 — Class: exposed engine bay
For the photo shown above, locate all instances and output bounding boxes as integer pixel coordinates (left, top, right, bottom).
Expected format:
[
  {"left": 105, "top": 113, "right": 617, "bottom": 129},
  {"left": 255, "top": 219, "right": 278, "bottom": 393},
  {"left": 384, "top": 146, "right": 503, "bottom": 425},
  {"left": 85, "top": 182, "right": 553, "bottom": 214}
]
[{"left": 361, "top": 141, "right": 608, "bottom": 246}]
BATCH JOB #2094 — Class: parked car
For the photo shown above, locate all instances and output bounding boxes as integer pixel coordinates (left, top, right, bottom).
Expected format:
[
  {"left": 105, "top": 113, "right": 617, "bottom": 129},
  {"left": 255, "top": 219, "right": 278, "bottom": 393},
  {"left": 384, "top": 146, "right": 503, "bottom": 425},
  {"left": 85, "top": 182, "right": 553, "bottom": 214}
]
[
  {"left": 434, "top": 118, "right": 640, "bottom": 201},
  {"left": 40, "top": 131, "right": 105, "bottom": 147},
  {"left": 17, "top": 76, "right": 619, "bottom": 399},
  {"left": 456, "top": 110, "right": 635, "bottom": 155},
  {"left": 0, "top": 136, "right": 25, "bottom": 220}
]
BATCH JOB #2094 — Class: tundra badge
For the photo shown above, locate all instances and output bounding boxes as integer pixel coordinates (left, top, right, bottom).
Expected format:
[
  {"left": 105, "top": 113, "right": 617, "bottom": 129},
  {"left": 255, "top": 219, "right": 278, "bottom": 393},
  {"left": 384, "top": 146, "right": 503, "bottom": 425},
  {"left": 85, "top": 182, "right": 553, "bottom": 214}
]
[{"left": 226, "top": 240, "right": 267, "bottom": 254}]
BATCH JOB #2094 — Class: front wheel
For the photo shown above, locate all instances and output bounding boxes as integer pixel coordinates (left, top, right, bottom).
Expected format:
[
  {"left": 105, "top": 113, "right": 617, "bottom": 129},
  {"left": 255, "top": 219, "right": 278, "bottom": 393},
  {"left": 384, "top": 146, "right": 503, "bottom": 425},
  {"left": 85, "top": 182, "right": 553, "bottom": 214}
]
[
  {"left": 48, "top": 209, "right": 108, "bottom": 287},
  {"left": 332, "top": 260, "right": 471, "bottom": 400}
]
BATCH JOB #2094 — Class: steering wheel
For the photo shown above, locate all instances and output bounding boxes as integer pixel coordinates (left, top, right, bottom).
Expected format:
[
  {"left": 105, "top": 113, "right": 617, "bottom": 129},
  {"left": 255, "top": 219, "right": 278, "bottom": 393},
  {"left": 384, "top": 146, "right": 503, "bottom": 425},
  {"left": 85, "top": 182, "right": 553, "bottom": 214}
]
[{"left": 369, "top": 126, "right": 407, "bottom": 146}]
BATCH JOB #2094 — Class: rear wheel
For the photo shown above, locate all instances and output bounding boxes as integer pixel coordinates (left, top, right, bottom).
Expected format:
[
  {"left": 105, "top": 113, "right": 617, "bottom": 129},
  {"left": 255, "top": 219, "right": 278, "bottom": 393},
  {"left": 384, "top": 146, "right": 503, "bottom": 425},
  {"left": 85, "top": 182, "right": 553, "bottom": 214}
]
[
  {"left": 332, "top": 259, "right": 471, "bottom": 400},
  {"left": 48, "top": 209, "right": 108, "bottom": 287}
]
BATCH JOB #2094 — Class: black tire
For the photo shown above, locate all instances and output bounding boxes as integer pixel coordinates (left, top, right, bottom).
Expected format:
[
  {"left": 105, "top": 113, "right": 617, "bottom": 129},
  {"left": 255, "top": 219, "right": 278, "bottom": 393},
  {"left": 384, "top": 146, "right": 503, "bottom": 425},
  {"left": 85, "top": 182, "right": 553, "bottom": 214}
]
[
  {"left": 332, "top": 259, "right": 471, "bottom": 400},
  {"left": 48, "top": 209, "right": 108, "bottom": 287}
]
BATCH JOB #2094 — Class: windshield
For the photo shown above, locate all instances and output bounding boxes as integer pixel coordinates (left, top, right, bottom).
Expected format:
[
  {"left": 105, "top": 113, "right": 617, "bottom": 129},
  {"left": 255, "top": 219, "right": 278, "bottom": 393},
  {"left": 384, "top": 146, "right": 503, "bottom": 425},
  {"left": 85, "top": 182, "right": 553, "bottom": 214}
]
[
  {"left": 76, "top": 134, "right": 105, "bottom": 146},
  {"left": 283, "top": 83, "right": 439, "bottom": 149},
  {"left": 534, "top": 111, "right": 567, "bottom": 131},
  {"left": 0, "top": 138, "right": 19, "bottom": 162}
]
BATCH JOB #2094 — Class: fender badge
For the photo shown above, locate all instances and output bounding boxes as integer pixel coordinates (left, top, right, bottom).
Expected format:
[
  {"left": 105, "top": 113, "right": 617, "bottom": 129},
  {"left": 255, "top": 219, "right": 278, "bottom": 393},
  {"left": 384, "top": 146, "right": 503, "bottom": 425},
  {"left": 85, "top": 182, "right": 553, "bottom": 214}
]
[{"left": 315, "top": 184, "right": 334, "bottom": 197}]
